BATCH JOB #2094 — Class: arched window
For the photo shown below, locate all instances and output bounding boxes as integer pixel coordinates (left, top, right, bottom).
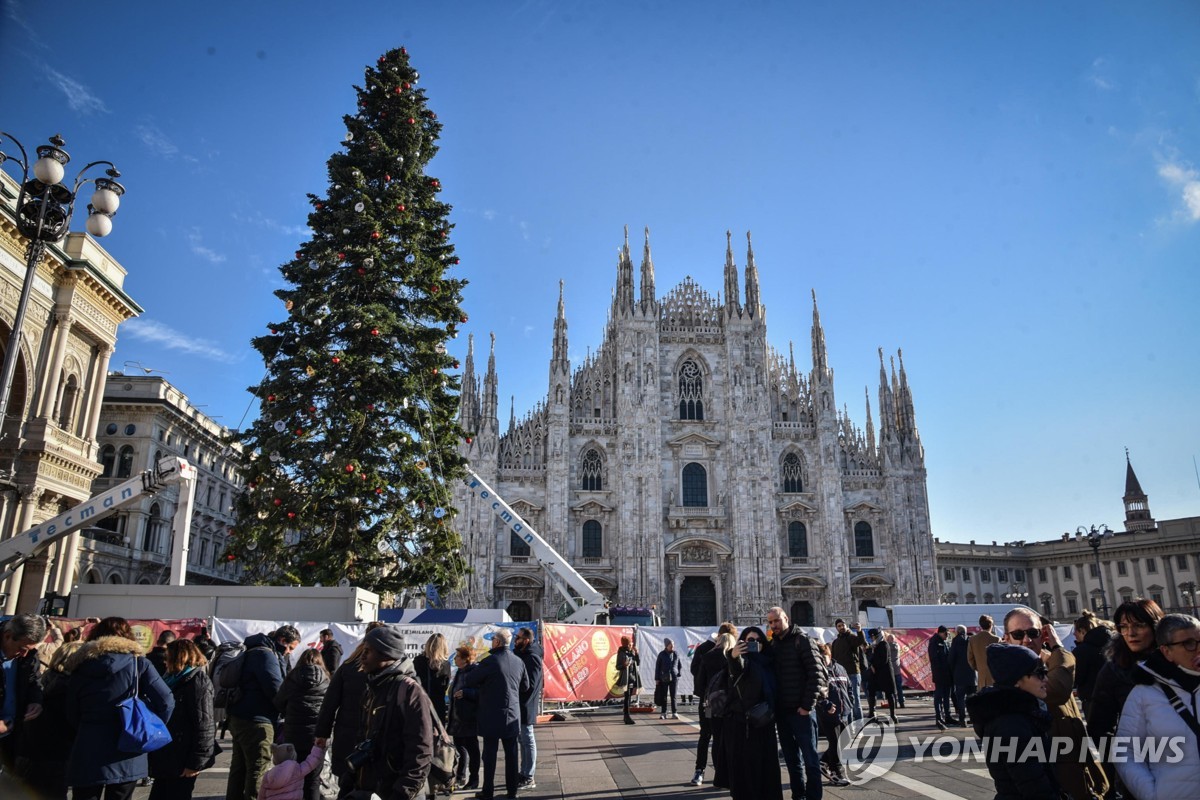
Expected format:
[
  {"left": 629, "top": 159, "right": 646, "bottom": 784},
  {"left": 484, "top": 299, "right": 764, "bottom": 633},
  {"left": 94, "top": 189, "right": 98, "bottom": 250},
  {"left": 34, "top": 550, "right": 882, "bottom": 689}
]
[
  {"left": 143, "top": 503, "right": 163, "bottom": 552},
  {"left": 788, "top": 521, "right": 808, "bottom": 558},
  {"left": 791, "top": 601, "right": 815, "bottom": 626},
  {"left": 506, "top": 601, "right": 533, "bottom": 621},
  {"left": 510, "top": 531, "right": 531, "bottom": 557},
  {"left": 678, "top": 360, "right": 704, "bottom": 420},
  {"left": 57, "top": 374, "right": 80, "bottom": 430},
  {"left": 682, "top": 463, "right": 708, "bottom": 507},
  {"left": 582, "top": 520, "right": 603, "bottom": 558},
  {"left": 99, "top": 444, "right": 116, "bottom": 478},
  {"left": 854, "top": 521, "right": 874, "bottom": 558},
  {"left": 782, "top": 453, "right": 803, "bottom": 493},
  {"left": 580, "top": 448, "right": 602, "bottom": 491},
  {"left": 116, "top": 445, "right": 135, "bottom": 478}
]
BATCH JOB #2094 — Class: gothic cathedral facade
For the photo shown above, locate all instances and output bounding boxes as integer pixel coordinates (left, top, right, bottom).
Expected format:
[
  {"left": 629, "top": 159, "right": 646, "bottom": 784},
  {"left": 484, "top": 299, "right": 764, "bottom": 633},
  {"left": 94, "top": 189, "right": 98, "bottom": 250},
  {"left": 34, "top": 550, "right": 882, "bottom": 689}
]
[{"left": 450, "top": 229, "right": 938, "bottom": 626}]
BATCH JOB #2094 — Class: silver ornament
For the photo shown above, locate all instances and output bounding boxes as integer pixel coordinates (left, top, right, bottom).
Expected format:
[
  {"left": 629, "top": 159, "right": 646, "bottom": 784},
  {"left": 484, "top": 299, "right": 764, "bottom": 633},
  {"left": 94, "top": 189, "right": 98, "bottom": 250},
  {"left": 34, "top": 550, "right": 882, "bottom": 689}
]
[
  {"left": 273, "top": 420, "right": 286, "bottom": 432},
  {"left": 354, "top": 201, "right": 365, "bottom": 212}
]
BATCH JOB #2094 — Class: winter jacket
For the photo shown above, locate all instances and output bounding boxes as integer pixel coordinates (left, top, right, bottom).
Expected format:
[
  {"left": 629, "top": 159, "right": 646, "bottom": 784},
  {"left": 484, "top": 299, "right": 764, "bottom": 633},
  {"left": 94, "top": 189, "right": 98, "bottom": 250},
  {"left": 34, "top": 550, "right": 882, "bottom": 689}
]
[
  {"left": 823, "top": 660, "right": 853, "bottom": 725},
  {"left": 315, "top": 655, "right": 369, "bottom": 771},
  {"left": 228, "top": 632, "right": 287, "bottom": 724},
  {"left": 655, "top": 650, "right": 682, "bottom": 683},
  {"left": 967, "top": 629, "right": 1000, "bottom": 688},
  {"left": 319, "top": 639, "right": 342, "bottom": 675},
  {"left": 192, "top": 634, "right": 217, "bottom": 661},
  {"left": 414, "top": 653, "right": 452, "bottom": 723},
  {"left": 257, "top": 744, "right": 325, "bottom": 800},
  {"left": 461, "top": 646, "right": 529, "bottom": 739},
  {"left": 966, "top": 685, "right": 1061, "bottom": 800},
  {"left": 1086, "top": 656, "right": 1145, "bottom": 741},
  {"left": 515, "top": 640, "right": 544, "bottom": 726},
  {"left": 357, "top": 659, "right": 433, "bottom": 800},
  {"left": 18, "top": 652, "right": 72, "bottom": 764},
  {"left": 1072, "top": 626, "right": 1115, "bottom": 712},
  {"left": 726, "top": 650, "right": 774, "bottom": 715},
  {"left": 1115, "top": 650, "right": 1200, "bottom": 800},
  {"left": 1044, "top": 646, "right": 1108, "bottom": 800},
  {"left": 949, "top": 635, "right": 976, "bottom": 688},
  {"left": 146, "top": 646, "right": 169, "bottom": 677},
  {"left": 767, "top": 624, "right": 825, "bottom": 714},
  {"left": 149, "top": 667, "right": 216, "bottom": 778},
  {"left": 868, "top": 641, "right": 896, "bottom": 694},
  {"left": 830, "top": 629, "right": 865, "bottom": 675},
  {"left": 695, "top": 644, "right": 727, "bottom": 714},
  {"left": 927, "top": 634, "right": 952, "bottom": 686},
  {"left": 0, "top": 647, "right": 42, "bottom": 762},
  {"left": 274, "top": 661, "right": 328, "bottom": 741},
  {"left": 65, "top": 635, "right": 175, "bottom": 787},
  {"left": 447, "top": 663, "right": 479, "bottom": 738},
  {"left": 615, "top": 646, "right": 639, "bottom": 691}
]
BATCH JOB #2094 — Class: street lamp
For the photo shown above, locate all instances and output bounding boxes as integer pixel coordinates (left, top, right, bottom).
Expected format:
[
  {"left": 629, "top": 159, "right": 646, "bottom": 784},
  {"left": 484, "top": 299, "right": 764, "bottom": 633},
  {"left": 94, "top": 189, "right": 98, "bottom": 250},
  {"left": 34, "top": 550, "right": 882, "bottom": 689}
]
[
  {"left": 1003, "top": 583, "right": 1029, "bottom": 604},
  {"left": 1181, "top": 581, "right": 1198, "bottom": 617},
  {"left": 1080, "top": 524, "right": 1113, "bottom": 618},
  {"left": 0, "top": 132, "right": 124, "bottom": 434}
]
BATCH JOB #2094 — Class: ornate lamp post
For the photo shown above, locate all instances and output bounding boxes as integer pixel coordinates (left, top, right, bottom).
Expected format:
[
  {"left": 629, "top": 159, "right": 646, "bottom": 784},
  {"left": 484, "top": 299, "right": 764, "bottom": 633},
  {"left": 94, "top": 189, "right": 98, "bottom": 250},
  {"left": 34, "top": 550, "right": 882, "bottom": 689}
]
[
  {"left": 0, "top": 132, "right": 124, "bottom": 433},
  {"left": 1080, "top": 524, "right": 1113, "bottom": 618},
  {"left": 1003, "top": 583, "right": 1029, "bottom": 604}
]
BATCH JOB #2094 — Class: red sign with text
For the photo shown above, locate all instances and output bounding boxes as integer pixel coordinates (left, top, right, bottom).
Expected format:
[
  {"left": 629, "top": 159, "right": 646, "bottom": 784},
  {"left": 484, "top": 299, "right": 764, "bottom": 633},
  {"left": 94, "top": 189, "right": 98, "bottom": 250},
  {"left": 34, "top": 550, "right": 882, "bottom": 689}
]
[{"left": 542, "top": 623, "right": 635, "bottom": 702}]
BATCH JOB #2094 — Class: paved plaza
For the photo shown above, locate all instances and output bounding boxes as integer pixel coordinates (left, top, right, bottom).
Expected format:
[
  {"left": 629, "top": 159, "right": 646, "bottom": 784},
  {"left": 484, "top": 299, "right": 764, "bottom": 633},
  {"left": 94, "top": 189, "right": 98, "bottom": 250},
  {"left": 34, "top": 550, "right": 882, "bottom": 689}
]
[{"left": 141, "top": 696, "right": 1001, "bottom": 800}]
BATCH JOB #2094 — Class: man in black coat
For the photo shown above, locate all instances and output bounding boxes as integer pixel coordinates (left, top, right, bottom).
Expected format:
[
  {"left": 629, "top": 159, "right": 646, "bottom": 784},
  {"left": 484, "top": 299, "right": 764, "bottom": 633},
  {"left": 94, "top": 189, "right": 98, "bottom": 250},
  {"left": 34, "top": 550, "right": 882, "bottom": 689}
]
[
  {"left": 0, "top": 613, "right": 45, "bottom": 775},
  {"left": 767, "top": 606, "right": 826, "bottom": 800},
  {"left": 830, "top": 620, "right": 866, "bottom": 721},
  {"left": 319, "top": 629, "right": 343, "bottom": 674},
  {"left": 146, "top": 629, "right": 176, "bottom": 676},
  {"left": 460, "top": 628, "right": 529, "bottom": 800},
  {"left": 513, "top": 627, "right": 543, "bottom": 790},
  {"left": 947, "top": 625, "right": 977, "bottom": 726},
  {"left": 225, "top": 625, "right": 299, "bottom": 800},
  {"left": 356, "top": 626, "right": 434, "bottom": 800},
  {"left": 928, "top": 625, "right": 953, "bottom": 730}
]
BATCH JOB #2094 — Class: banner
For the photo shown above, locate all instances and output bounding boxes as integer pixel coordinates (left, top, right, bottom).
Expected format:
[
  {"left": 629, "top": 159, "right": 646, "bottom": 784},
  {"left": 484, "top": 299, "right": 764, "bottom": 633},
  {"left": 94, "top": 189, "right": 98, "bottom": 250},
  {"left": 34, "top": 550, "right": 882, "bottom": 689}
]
[
  {"left": 889, "top": 624, "right": 1075, "bottom": 692},
  {"left": 542, "top": 623, "right": 634, "bottom": 702},
  {"left": 632, "top": 626, "right": 716, "bottom": 697},
  {"left": 46, "top": 618, "right": 206, "bottom": 653}
]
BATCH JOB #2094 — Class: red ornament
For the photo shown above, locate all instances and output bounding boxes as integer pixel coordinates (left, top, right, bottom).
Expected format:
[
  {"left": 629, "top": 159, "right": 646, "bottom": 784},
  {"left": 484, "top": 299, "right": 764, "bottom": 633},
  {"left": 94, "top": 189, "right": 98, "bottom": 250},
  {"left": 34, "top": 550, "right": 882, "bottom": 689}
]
[
  {"left": 367, "top": 404, "right": 375, "bottom": 411},
  {"left": 332, "top": 356, "right": 341, "bottom": 364},
  {"left": 345, "top": 464, "right": 355, "bottom": 473},
  {"left": 273, "top": 498, "right": 282, "bottom": 506},
  {"left": 371, "top": 328, "right": 379, "bottom": 336},
  {"left": 397, "top": 204, "right": 406, "bottom": 212},
  {"left": 465, "top": 437, "right": 473, "bottom": 444},
  {"left": 408, "top": 117, "right": 416, "bottom": 125},
  {"left": 430, "top": 112, "right": 437, "bottom": 120},
  {"left": 338, "top": 252, "right": 346, "bottom": 260},
  {"left": 430, "top": 179, "right": 439, "bottom": 187},
  {"left": 460, "top": 314, "right": 469, "bottom": 323},
  {"left": 294, "top": 428, "right": 303, "bottom": 436},
  {"left": 376, "top": 488, "right": 384, "bottom": 494},
  {"left": 357, "top": 267, "right": 366, "bottom": 275},
  {"left": 309, "top": 406, "right": 316, "bottom": 413},
  {"left": 400, "top": 47, "right": 407, "bottom": 55},
  {"left": 394, "top": 87, "right": 403, "bottom": 95},
  {"left": 403, "top": 81, "right": 411, "bottom": 89},
  {"left": 431, "top": 284, "right": 440, "bottom": 293},
  {"left": 267, "top": 395, "right": 276, "bottom": 402},
  {"left": 378, "top": 55, "right": 386, "bottom": 63},
  {"left": 306, "top": 560, "right": 316, "bottom": 566},
  {"left": 432, "top": 368, "right": 439, "bottom": 374},
  {"left": 315, "top": 203, "right": 323, "bottom": 209},
  {"left": 453, "top": 361, "right": 460, "bottom": 369},
  {"left": 227, "top": 554, "right": 236, "bottom": 561},
  {"left": 295, "top": 251, "right": 302, "bottom": 258},
  {"left": 453, "top": 257, "right": 460, "bottom": 264},
  {"left": 287, "top": 511, "right": 296, "bottom": 519},
  {"left": 371, "top": 231, "right": 381, "bottom": 240},
  {"left": 440, "top": 230, "right": 448, "bottom": 238},
  {"left": 385, "top": 174, "right": 391, "bottom": 182}
]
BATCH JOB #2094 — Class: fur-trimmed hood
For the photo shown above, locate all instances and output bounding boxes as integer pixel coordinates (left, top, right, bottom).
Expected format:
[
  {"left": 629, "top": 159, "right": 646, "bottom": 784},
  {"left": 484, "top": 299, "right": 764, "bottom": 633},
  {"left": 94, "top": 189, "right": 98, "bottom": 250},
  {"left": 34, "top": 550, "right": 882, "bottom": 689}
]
[{"left": 64, "top": 635, "right": 144, "bottom": 671}]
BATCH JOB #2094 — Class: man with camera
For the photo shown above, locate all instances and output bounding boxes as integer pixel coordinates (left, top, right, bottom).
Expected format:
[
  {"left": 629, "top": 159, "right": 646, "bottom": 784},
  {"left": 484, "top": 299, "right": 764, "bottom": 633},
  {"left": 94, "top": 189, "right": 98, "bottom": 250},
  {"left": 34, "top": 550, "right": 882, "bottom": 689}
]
[{"left": 348, "top": 626, "right": 435, "bottom": 800}]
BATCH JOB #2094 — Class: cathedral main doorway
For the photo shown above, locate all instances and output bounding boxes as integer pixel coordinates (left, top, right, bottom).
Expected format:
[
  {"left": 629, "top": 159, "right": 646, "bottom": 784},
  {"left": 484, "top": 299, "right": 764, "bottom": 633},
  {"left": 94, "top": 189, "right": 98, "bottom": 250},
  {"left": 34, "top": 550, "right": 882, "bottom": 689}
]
[{"left": 680, "top": 576, "right": 717, "bottom": 626}]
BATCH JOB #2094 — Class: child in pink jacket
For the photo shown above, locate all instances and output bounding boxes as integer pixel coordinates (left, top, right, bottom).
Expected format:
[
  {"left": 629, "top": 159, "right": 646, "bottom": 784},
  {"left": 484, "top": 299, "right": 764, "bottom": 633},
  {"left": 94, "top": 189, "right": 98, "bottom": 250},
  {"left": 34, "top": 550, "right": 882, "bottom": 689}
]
[{"left": 258, "top": 742, "right": 326, "bottom": 800}]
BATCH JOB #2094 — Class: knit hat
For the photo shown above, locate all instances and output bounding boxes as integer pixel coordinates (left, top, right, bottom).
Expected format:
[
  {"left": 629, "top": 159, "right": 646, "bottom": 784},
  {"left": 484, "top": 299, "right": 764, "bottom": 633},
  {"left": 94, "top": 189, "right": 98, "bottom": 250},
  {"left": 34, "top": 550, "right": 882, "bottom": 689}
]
[
  {"left": 936, "top": 625, "right": 948, "bottom": 634},
  {"left": 271, "top": 743, "right": 296, "bottom": 765},
  {"left": 986, "top": 643, "right": 1043, "bottom": 686},
  {"left": 364, "top": 626, "right": 407, "bottom": 661}
]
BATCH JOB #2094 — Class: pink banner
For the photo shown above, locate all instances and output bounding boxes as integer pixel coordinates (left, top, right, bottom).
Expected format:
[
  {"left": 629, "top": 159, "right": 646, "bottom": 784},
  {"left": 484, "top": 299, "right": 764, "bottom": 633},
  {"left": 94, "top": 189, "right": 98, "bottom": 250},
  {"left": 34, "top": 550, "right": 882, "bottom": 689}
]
[{"left": 47, "top": 618, "right": 208, "bottom": 653}]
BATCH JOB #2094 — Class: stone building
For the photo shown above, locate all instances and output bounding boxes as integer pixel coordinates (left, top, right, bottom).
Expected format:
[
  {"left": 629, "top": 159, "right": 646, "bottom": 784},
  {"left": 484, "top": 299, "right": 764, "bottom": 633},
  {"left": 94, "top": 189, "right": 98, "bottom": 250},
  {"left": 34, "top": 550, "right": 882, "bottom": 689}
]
[
  {"left": 935, "top": 455, "right": 1200, "bottom": 619},
  {"left": 0, "top": 170, "right": 139, "bottom": 612},
  {"left": 450, "top": 229, "right": 938, "bottom": 625},
  {"left": 73, "top": 375, "right": 244, "bottom": 588}
]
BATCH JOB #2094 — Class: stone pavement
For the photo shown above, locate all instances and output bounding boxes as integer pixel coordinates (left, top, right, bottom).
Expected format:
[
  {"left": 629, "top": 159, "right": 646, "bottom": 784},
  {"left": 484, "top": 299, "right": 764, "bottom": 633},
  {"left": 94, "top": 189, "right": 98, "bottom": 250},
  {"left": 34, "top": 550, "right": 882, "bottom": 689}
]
[{"left": 134, "top": 697, "right": 999, "bottom": 799}]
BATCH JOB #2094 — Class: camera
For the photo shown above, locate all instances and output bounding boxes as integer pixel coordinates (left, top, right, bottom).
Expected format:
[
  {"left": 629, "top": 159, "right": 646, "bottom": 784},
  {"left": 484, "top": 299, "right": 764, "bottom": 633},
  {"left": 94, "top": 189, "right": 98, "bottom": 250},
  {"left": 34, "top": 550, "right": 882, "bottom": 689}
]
[
  {"left": 745, "top": 640, "right": 760, "bottom": 653},
  {"left": 345, "top": 739, "right": 375, "bottom": 771}
]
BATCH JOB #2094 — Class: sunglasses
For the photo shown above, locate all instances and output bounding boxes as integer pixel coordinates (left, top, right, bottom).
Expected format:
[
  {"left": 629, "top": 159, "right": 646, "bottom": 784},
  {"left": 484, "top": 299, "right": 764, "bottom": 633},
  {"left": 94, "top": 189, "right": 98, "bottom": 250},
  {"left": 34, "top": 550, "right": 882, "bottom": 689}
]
[
  {"left": 1007, "top": 628, "right": 1041, "bottom": 642},
  {"left": 1026, "top": 667, "right": 1049, "bottom": 679}
]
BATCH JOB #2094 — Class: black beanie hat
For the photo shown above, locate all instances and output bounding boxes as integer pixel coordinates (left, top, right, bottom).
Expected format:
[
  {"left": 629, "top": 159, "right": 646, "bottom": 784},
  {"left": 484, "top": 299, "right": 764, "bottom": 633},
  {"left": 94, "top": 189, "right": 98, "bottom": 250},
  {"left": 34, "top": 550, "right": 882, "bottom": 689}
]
[
  {"left": 986, "top": 643, "right": 1043, "bottom": 686},
  {"left": 364, "top": 626, "right": 407, "bottom": 661}
]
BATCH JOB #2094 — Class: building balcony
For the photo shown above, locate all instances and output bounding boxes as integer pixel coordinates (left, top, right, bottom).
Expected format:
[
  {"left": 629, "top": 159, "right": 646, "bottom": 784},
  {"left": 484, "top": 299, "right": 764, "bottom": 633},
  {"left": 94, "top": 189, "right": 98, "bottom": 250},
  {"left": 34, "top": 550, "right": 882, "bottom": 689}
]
[{"left": 667, "top": 505, "right": 726, "bottom": 529}]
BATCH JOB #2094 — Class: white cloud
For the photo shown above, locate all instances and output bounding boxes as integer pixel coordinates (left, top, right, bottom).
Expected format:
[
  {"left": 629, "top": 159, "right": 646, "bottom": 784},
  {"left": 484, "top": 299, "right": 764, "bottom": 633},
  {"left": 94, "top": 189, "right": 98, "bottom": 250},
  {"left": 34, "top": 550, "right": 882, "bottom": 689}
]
[
  {"left": 122, "top": 319, "right": 239, "bottom": 363},
  {"left": 482, "top": 209, "right": 497, "bottom": 221},
  {"left": 135, "top": 123, "right": 179, "bottom": 158},
  {"left": 1158, "top": 158, "right": 1200, "bottom": 222},
  {"left": 231, "top": 210, "right": 307, "bottom": 238},
  {"left": 45, "top": 67, "right": 108, "bottom": 114},
  {"left": 187, "top": 229, "right": 226, "bottom": 264},
  {"left": 1087, "top": 57, "right": 1116, "bottom": 92}
]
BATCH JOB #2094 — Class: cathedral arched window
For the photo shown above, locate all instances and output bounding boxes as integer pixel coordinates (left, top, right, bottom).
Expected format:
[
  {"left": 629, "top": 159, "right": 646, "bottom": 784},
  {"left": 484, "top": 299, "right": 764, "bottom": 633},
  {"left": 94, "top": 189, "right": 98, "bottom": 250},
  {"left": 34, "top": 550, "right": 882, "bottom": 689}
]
[
  {"left": 582, "top": 520, "right": 603, "bottom": 558},
  {"left": 678, "top": 360, "right": 704, "bottom": 420},
  {"left": 581, "top": 448, "right": 602, "bottom": 491},
  {"left": 854, "top": 521, "right": 874, "bottom": 558},
  {"left": 782, "top": 453, "right": 803, "bottom": 493},
  {"left": 510, "top": 531, "right": 531, "bottom": 558},
  {"left": 788, "top": 521, "right": 808, "bottom": 558},
  {"left": 100, "top": 444, "right": 116, "bottom": 478},
  {"left": 682, "top": 463, "right": 708, "bottom": 507},
  {"left": 116, "top": 445, "right": 135, "bottom": 479}
]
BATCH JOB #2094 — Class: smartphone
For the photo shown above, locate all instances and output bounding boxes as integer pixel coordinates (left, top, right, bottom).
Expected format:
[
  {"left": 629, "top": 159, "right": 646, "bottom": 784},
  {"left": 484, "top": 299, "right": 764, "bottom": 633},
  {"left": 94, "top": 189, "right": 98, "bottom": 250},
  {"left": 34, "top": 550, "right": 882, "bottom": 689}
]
[{"left": 745, "top": 640, "right": 760, "bottom": 653}]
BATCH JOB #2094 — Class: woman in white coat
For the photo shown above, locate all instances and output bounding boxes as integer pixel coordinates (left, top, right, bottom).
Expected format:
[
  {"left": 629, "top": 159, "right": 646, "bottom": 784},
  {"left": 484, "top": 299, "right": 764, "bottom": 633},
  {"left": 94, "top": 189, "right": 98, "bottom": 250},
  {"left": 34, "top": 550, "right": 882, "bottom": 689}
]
[{"left": 1116, "top": 613, "right": 1200, "bottom": 800}]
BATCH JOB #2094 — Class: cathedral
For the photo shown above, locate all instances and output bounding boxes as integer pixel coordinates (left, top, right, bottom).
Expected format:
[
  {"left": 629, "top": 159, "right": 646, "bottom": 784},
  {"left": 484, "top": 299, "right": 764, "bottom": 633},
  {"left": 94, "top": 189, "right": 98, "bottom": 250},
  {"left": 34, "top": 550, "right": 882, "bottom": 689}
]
[{"left": 450, "top": 228, "right": 938, "bottom": 626}]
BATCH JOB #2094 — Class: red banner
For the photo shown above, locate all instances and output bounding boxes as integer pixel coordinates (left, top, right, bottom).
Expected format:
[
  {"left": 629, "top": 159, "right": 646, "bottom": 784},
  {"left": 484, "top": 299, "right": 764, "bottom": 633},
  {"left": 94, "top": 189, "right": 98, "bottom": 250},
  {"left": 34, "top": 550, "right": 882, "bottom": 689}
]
[
  {"left": 542, "top": 623, "right": 635, "bottom": 702},
  {"left": 46, "top": 618, "right": 208, "bottom": 653},
  {"left": 890, "top": 628, "right": 937, "bottom": 691}
]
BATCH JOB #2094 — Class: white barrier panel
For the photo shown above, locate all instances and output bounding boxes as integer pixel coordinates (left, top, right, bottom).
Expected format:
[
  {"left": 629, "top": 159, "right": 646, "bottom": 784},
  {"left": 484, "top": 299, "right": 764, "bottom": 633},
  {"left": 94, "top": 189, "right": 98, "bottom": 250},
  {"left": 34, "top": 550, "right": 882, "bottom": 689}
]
[{"left": 211, "top": 618, "right": 503, "bottom": 663}]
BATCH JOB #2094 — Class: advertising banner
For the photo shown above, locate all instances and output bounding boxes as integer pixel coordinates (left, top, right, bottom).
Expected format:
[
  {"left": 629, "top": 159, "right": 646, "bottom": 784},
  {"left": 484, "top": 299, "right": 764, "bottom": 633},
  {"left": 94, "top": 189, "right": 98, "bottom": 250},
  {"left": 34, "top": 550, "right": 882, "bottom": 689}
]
[
  {"left": 632, "top": 626, "right": 716, "bottom": 697},
  {"left": 47, "top": 618, "right": 206, "bottom": 652},
  {"left": 542, "top": 623, "right": 634, "bottom": 702}
]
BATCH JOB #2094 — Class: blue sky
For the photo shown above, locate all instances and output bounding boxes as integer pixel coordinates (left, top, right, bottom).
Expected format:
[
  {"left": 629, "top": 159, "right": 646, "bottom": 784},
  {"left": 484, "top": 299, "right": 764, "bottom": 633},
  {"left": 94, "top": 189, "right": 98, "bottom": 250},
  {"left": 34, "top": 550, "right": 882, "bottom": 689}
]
[{"left": 3, "top": 1, "right": 1198, "bottom": 544}]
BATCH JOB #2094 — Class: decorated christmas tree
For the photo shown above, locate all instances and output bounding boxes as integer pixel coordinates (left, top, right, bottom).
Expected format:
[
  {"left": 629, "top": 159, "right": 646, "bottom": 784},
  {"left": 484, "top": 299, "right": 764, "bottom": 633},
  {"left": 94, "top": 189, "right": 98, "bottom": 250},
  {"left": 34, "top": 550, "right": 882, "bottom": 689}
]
[{"left": 230, "top": 47, "right": 469, "bottom": 595}]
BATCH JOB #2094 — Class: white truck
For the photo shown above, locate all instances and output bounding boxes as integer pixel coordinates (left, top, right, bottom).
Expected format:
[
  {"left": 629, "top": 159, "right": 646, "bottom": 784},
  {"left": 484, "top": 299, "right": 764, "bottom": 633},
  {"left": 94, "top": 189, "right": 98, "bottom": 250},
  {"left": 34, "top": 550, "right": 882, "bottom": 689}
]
[
  {"left": 0, "top": 456, "right": 198, "bottom": 593},
  {"left": 463, "top": 470, "right": 649, "bottom": 625}
]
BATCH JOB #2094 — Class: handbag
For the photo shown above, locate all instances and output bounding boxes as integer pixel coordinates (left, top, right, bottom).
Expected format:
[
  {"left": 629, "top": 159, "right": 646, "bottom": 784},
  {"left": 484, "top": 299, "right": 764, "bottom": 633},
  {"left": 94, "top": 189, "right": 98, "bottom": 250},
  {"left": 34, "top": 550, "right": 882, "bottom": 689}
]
[
  {"left": 745, "top": 700, "right": 775, "bottom": 729},
  {"left": 117, "top": 657, "right": 172, "bottom": 754}
]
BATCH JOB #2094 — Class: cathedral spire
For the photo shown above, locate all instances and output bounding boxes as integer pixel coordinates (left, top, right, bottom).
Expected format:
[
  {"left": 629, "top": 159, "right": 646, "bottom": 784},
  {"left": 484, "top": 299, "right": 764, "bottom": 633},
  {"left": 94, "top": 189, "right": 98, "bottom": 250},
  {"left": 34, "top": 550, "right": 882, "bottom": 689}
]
[
  {"left": 612, "top": 225, "right": 635, "bottom": 317},
  {"left": 639, "top": 226, "right": 656, "bottom": 310},
  {"left": 551, "top": 279, "right": 569, "bottom": 377},
  {"left": 897, "top": 348, "right": 916, "bottom": 436},
  {"left": 459, "top": 333, "right": 479, "bottom": 433},
  {"left": 508, "top": 395, "right": 516, "bottom": 433},
  {"left": 744, "top": 231, "right": 761, "bottom": 316},
  {"left": 1123, "top": 450, "right": 1156, "bottom": 531},
  {"left": 865, "top": 386, "right": 876, "bottom": 459},
  {"left": 482, "top": 331, "right": 498, "bottom": 426},
  {"left": 723, "top": 230, "right": 740, "bottom": 314},
  {"left": 811, "top": 289, "right": 829, "bottom": 376},
  {"left": 878, "top": 347, "right": 896, "bottom": 436}
]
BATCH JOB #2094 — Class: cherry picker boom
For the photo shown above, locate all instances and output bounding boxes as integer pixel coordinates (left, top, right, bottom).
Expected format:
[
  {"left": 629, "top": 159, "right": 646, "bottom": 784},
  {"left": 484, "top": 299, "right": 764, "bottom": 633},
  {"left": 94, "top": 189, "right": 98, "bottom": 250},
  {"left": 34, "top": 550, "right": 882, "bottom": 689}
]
[
  {"left": 0, "top": 456, "right": 198, "bottom": 590},
  {"left": 463, "top": 469, "right": 611, "bottom": 625}
]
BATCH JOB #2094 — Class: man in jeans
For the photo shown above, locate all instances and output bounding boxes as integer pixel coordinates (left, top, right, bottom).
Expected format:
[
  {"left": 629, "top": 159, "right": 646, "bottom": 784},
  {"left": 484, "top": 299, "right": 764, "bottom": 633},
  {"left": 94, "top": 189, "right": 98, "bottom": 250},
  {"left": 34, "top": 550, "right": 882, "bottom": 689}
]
[
  {"left": 829, "top": 619, "right": 865, "bottom": 721},
  {"left": 225, "top": 625, "right": 300, "bottom": 800},
  {"left": 767, "top": 607, "right": 826, "bottom": 800},
  {"left": 513, "top": 627, "right": 543, "bottom": 790}
]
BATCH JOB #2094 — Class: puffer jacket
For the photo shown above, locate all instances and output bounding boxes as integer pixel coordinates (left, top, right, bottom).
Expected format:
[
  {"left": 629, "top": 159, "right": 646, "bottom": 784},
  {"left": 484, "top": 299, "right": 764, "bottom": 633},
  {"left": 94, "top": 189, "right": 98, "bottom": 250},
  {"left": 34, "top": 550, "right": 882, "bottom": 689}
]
[
  {"left": 258, "top": 744, "right": 326, "bottom": 800},
  {"left": 1086, "top": 656, "right": 1145, "bottom": 741},
  {"left": 767, "top": 625, "right": 824, "bottom": 713},
  {"left": 274, "top": 660, "right": 328, "bottom": 741},
  {"left": 149, "top": 667, "right": 216, "bottom": 778},
  {"left": 966, "top": 685, "right": 1061, "bottom": 800},
  {"left": 1115, "top": 650, "right": 1200, "bottom": 800},
  {"left": 229, "top": 632, "right": 287, "bottom": 724},
  {"left": 65, "top": 635, "right": 175, "bottom": 787},
  {"left": 315, "top": 655, "right": 369, "bottom": 771},
  {"left": 1073, "top": 626, "right": 1115, "bottom": 712}
]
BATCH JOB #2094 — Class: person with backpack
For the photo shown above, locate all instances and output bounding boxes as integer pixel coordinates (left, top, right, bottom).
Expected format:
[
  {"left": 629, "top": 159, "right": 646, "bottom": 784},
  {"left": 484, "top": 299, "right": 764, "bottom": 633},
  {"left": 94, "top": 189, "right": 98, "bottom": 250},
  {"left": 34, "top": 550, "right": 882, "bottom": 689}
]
[
  {"left": 691, "top": 622, "right": 736, "bottom": 787},
  {"left": 209, "top": 640, "right": 244, "bottom": 740},
  {"left": 766, "top": 606, "right": 826, "bottom": 800},
  {"left": 355, "top": 626, "right": 434, "bottom": 800},
  {"left": 224, "top": 625, "right": 300, "bottom": 800},
  {"left": 654, "top": 638, "right": 682, "bottom": 720},
  {"left": 273, "top": 649, "right": 329, "bottom": 800},
  {"left": 723, "top": 627, "right": 783, "bottom": 800}
]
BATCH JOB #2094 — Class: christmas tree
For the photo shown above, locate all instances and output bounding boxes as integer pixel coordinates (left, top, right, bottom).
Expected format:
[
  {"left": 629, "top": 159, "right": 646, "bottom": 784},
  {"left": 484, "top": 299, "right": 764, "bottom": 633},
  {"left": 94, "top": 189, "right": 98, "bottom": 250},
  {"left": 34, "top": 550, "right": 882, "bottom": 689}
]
[{"left": 230, "top": 46, "right": 469, "bottom": 595}]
